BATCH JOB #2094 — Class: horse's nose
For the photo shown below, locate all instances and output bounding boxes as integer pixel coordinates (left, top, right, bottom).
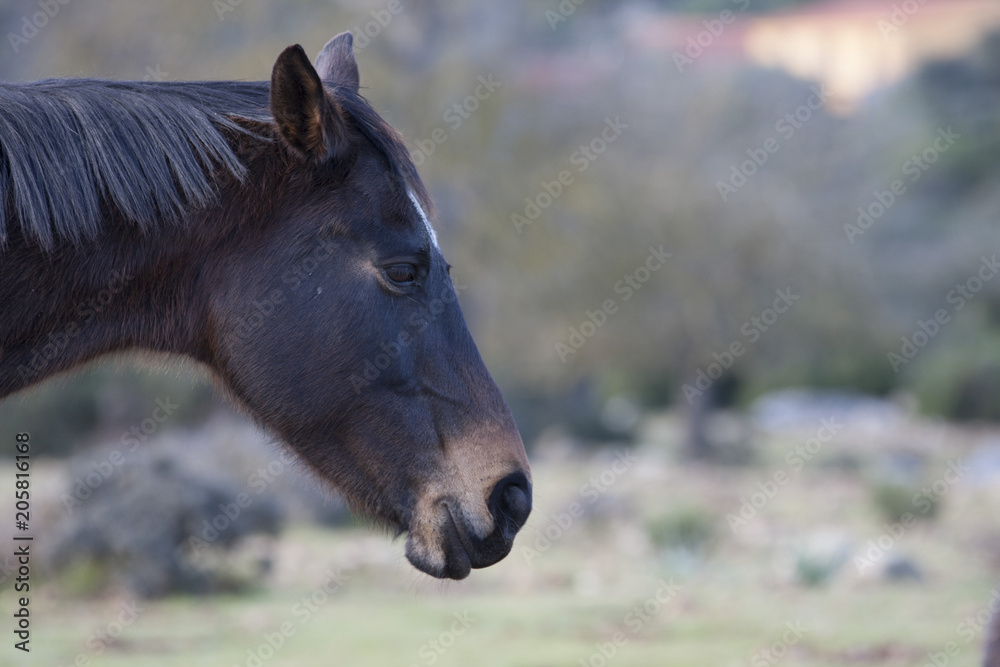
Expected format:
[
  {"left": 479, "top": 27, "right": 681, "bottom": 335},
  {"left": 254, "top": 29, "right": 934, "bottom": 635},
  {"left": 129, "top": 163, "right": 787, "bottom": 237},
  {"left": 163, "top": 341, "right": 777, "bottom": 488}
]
[{"left": 488, "top": 471, "right": 532, "bottom": 541}]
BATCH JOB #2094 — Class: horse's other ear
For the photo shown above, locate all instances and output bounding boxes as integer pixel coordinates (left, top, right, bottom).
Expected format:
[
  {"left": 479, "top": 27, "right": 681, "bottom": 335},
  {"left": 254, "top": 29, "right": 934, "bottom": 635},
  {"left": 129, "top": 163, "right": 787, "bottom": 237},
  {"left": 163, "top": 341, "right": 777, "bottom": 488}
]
[
  {"left": 270, "top": 44, "right": 349, "bottom": 163},
  {"left": 315, "top": 32, "right": 360, "bottom": 93}
]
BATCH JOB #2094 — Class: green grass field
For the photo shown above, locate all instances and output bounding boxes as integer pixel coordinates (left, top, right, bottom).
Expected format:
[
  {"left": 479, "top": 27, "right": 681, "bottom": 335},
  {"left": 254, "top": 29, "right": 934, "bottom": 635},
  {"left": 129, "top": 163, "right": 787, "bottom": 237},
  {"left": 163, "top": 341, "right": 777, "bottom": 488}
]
[{"left": 8, "top": 415, "right": 1000, "bottom": 666}]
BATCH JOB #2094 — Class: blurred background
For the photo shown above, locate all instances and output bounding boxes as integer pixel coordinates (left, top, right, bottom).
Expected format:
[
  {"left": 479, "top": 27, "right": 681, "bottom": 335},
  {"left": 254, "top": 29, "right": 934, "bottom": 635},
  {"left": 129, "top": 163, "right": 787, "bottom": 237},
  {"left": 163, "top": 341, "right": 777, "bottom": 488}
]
[{"left": 3, "top": 0, "right": 1000, "bottom": 664}]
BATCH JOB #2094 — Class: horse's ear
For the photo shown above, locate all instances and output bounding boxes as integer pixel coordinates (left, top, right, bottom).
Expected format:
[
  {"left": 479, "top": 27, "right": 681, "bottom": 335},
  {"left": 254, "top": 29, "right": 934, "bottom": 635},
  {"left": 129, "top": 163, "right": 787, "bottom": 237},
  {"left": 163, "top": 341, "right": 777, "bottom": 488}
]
[
  {"left": 270, "top": 44, "right": 349, "bottom": 163},
  {"left": 315, "top": 32, "right": 360, "bottom": 93}
]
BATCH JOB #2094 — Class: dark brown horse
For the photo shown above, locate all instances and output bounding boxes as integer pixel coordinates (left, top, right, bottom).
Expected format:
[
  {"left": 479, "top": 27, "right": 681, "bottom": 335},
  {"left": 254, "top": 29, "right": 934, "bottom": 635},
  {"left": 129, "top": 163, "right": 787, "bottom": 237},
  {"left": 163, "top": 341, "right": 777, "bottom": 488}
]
[
  {"left": 0, "top": 33, "right": 531, "bottom": 580},
  {"left": 987, "top": 607, "right": 1000, "bottom": 667}
]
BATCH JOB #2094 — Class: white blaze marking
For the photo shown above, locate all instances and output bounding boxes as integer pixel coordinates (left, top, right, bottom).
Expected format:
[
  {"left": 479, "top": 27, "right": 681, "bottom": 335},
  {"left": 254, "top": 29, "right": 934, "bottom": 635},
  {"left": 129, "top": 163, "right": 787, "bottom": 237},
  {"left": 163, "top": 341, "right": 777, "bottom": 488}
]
[{"left": 408, "top": 189, "right": 439, "bottom": 249}]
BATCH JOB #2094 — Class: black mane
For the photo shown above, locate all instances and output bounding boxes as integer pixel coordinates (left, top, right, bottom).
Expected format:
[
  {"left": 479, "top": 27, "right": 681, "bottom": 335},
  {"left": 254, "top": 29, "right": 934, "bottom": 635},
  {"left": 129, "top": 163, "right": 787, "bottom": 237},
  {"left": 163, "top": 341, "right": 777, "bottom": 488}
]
[{"left": 0, "top": 78, "right": 426, "bottom": 249}]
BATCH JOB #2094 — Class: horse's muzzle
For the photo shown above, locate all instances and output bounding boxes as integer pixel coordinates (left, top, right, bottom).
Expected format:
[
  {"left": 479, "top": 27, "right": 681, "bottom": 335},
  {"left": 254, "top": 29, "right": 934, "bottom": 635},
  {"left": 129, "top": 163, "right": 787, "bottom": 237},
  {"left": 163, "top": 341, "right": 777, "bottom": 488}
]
[
  {"left": 466, "top": 471, "right": 532, "bottom": 567},
  {"left": 487, "top": 471, "right": 533, "bottom": 543},
  {"left": 417, "top": 471, "right": 532, "bottom": 580}
]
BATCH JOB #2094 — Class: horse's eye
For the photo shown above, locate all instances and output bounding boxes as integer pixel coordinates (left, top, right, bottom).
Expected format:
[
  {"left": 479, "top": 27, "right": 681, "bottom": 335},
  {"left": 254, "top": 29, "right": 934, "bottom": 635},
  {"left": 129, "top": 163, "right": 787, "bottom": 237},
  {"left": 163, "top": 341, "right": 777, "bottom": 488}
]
[{"left": 385, "top": 263, "right": 417, "bottom": 285}]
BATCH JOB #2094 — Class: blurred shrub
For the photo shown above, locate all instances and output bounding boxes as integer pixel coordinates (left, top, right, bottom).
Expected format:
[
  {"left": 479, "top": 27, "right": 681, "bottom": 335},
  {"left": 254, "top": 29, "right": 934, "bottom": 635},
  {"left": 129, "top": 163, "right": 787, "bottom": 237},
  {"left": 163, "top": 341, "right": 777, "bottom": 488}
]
[
  {"left": 788, "top": 531, "right": 851, "bottom": 587},
  {"left": 907, "top": 331, "right": 1000, "bottom": 422},
  {"left": 36, "top": 414, "right": 361, "bottom": 598},
  {"left": 647, "top": 507, "right": 716, "bottom": 554},
  {"left": 0, "top": 359, "right": 222, "bottom": 459},
  {"left": 817, "top": 452, "right": 864, "bottom": 474},
  {"left": 506, "top": 378, "right": 638, "bottom": 449},
  {"left": 42, "top": 440, "right": 284, "bottom": 598},
  {"left": 883, "top": 554, "right": 923, "bottom": 583},
  {"left": 871, "top": 483, "right": 940, "bottom": 524},
  {"left": 794, "top": 549, "right": 846, "bottom": 587}
]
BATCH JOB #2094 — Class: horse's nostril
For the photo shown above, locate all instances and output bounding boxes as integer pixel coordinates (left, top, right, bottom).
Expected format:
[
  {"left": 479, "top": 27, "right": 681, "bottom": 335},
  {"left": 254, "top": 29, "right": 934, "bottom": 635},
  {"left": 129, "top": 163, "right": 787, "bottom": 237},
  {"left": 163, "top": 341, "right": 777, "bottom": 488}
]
[
  {"left": 489, "top": 472, "right": 532, "bottom": 540},
  {"left": 502, "top": 485, "right": 530, "bottom": 528}
]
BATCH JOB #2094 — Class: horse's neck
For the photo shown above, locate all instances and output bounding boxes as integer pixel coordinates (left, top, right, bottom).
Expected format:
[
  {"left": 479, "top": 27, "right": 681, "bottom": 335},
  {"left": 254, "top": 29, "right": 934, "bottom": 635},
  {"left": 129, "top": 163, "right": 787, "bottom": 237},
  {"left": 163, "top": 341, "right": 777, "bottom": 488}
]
[{"left": 0, "top": 227, "right": 204, "bottom": 399}]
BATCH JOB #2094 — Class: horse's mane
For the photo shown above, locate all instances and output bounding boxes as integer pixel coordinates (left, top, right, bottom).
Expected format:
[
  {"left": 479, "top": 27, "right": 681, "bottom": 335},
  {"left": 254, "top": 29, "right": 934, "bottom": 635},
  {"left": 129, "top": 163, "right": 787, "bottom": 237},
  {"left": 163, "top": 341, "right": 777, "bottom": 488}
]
[{"left": 0, "top": 78, "right": 427, "bottom": 249}]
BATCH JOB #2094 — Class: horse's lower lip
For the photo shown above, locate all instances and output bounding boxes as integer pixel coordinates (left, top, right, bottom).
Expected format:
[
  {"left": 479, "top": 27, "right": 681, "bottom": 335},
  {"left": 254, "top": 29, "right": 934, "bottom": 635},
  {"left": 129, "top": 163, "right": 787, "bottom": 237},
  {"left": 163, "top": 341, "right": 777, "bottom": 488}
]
[
  {"left": 445, "top": 505, "right": 515, "bottom": 570},
  {"left": 440, "top": 509, "right": 472, "bottom": 579},
  {"left": 446, "top": 506, "right": 477, "bottom": 557},
  {"left": 403, "top": 503, "right": 516, "bottom": 579}
]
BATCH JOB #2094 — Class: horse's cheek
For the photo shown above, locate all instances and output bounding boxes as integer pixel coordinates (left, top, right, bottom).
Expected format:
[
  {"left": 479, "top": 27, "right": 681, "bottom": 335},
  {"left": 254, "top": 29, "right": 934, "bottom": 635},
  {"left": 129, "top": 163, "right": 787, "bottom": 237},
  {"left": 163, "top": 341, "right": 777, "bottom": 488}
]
[{"left": 408, "top": 311, "right": 429, "bottom": 333}]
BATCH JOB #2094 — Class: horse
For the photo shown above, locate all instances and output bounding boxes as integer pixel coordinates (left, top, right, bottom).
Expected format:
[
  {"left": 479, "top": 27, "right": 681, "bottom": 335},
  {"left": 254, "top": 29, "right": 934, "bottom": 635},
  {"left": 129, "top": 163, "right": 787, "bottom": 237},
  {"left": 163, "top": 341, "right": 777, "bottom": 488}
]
[
  {"left": 0, "top": 32, "right": 531, "bottom": 580},
  {"left": 987, "top": 608, "right": 1000, "bottom": 667}
]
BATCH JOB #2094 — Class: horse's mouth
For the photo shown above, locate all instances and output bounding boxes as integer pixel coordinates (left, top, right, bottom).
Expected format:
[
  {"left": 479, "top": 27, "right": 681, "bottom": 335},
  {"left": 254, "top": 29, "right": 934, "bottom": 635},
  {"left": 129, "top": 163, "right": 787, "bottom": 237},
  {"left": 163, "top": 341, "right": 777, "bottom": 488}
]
[
  {"left": 403, "top": 500, "right": 520, "bottom": 580},
  {"left": 401, "top": 473, "right": 530, "bottom": 580},
  {"left": 402, "top": 503, "right": 473, "bottom": 580},
  {"left": 440, "top": 508, "right": 474, "bottom": 579}
]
